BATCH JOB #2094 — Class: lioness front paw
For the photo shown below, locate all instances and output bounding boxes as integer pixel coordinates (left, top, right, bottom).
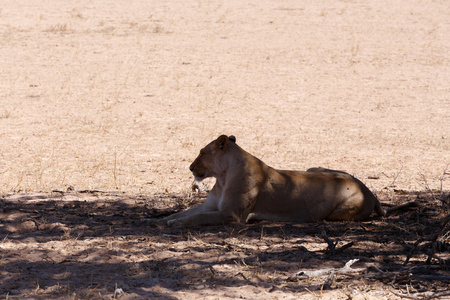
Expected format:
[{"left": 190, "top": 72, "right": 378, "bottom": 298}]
[
  {"left": 141, "top": 218, "right": 167, "bottom": 226},
  {"left": 167, "top": 218, "right": 185, "bottom": 227}
]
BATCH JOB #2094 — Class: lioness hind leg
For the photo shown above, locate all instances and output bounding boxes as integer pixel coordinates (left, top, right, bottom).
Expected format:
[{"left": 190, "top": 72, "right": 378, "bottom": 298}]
[
  {"left": 326, "top": 198, "right": 365, "bottom": 220},
  {"left": 330, "top": 191, "right": 383, "bottom": 221},
  {"left": 308, "top": 167, "right": 385, "bottom": 219}
]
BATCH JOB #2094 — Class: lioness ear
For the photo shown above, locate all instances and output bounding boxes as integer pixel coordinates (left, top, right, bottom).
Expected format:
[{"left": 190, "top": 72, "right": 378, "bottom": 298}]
[
  {"left": 229, "top": 135, "right": 236, "bottom": 143},
  {"left": 215, "top": 135, "right": 229, "bottom": 151}
]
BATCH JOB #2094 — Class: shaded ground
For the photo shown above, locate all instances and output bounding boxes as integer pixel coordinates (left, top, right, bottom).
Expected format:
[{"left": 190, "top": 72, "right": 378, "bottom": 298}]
[{"left": 1, "top": 190, "right": 449, "bottom": 299}]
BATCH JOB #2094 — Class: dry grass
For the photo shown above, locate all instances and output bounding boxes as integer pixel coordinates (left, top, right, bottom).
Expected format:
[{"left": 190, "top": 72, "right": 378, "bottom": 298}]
[{"left": 0, "top": 0, "right": 448, "bottom": 195}]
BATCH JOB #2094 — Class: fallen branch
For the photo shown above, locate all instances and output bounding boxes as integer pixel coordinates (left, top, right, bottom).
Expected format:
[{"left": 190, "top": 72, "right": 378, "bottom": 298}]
[
  {"left": 404, "top": 213, "right": 450, "bottom": 265},
  {"left": 410, "top": 274, "right": 450, "bottom": 281},
  {"left": 390, "top": 290, "right": 419, "bottom": 299},
  {"left": 75, "top": 189, "right": 114, "bottom": 194},
  {"left": 322, "top": 271, "right": 337, "bottom": 290},
  {"left": 404, "top": 238, "right": 426, "bottom": 265},
  {"left": 423, "top": 290, "right": 450, "bottom": 300},
  {"left": 425, "top": 213, "right": 450, "bottom": 264},
  {"left": 337, "top": 241, "right": 355, "bottom": 253},
  {"left": 320, "top": 230, "right": 337, "bottom": 257},
  {"left": 52, "top": 189, "right": 118, "bottom": 194},
  {"left": 391, "top": 289, "right": 450, "bottom": 300},
  {"left": 319, "top": 231, "right": 354, "bottom": 257},
  {"left": 291, "top": 259, "right": 367, "bottom": 280}
]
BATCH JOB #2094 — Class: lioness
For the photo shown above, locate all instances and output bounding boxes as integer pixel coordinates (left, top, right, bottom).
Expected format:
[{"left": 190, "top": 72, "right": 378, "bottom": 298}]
[{"left": 157, "top": 135, "right": 385, "bottom": 226}]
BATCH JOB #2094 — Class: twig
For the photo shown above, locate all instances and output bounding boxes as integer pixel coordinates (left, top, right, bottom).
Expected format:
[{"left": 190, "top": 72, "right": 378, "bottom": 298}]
[
  {"left": 390, "top": 164, "right": 404, "bottom": 203},
  {"left": 404, "top": 238, "right": 425, "bottom": 265},
  {"left": 322, "top": 271, "right": 336, "bottom": 289},
  {"left": 52, "top": 189, "right": 117, "bottom": 194},
  {"left": 320, "top": 230, "right": 354, "bottom": 256},
  {"left": 423, "top": 290, "right": 450, "bottom": 300},
  {"left": 113, "top": 151, "right": 118, "bottom": 189},
  {"left": 420, "top": 174, "right": 438, "bottom": 202},
  {"left": 76, "top": 189, "right": 120, "bottom": 194},
  {"left": 426, "top": 213, "right": 450, "bottom": 264},
  {"left": 411, "top": 274, "right": 450, "bottom": 281},
  {"left": 390, "top": 290, "right": 420, "bottom": 299},
  {"left": 336, "top": 241, "right": 355, "bottom": 253},
  {"left": 391, "top": 290, "right": 450, "bottom": 300},
  {"left": 320, "top": 230, "right": 337, "bottom": 256},
  {"left": 235, "top": 272, "right": 248, "bottom": 281},
  {"left": 404, "top": 214, "right": 450, "bottom": 265},
  {"left": 341, "top": 259, "right": 366, "bottom": 274},
  {"left": 292, "top": 259, "right": 367, "bottom": 279},
  {"left": 439, "top": 163, "right": 449, "bottom": 196}
]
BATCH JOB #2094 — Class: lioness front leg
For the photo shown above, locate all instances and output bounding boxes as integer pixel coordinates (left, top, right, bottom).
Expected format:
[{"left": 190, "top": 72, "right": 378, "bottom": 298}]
[
  {"left": 142, "top": 205, "right": 205, "bottom": 226},
  {"left": 159, "top": 204, "right": 204, "bottom": 224},
  {"left": 167, "top": 210, "right": 237, "bottom": 227}
]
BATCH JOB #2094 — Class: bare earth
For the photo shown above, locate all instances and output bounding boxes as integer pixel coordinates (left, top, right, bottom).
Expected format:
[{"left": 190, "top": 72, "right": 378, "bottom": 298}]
[{"left": 0, "top": 0, "right": 449, "bottom": 299}]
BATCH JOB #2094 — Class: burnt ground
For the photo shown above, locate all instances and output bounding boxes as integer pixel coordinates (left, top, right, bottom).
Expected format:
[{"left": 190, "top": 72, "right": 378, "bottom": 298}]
[{"left": 0, "top": 190, "right": 449, "bottom": 299}]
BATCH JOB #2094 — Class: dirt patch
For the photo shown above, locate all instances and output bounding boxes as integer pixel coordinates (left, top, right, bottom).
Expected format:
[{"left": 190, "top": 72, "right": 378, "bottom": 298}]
[{"left": 0, "top": 190, "right": 449, "bottom": 299}]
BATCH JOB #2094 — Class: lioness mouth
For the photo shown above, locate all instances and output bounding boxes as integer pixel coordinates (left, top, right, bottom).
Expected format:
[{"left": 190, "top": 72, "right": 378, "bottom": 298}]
[{"left": 194, "top": 176, "right": 205, "bottom": 182}]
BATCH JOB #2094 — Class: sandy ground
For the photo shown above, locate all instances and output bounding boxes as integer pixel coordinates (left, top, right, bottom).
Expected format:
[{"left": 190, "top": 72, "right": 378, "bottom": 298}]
[
  {"left": 0, "top": 0, "right": 449, "bottom": 194},
  {"left": 0, "top": 0, "right": 449, "bottom": 299}
]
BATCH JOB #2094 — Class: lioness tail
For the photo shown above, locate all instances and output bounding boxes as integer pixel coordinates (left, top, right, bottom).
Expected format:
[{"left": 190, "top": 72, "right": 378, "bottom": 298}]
[{"left": 374, "top": 198, "right": 386, "bottom": 217}]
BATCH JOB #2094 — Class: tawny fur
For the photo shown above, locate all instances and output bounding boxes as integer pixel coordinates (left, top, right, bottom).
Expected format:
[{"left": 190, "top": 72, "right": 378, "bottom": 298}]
[{"left": 157, "top": 135, "right": 385, "bottom": 226}]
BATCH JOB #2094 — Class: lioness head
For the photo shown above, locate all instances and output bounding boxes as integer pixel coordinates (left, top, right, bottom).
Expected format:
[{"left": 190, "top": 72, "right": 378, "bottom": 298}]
[{"left": 189, "top": 135, "right": 236, "bottom": 181}]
